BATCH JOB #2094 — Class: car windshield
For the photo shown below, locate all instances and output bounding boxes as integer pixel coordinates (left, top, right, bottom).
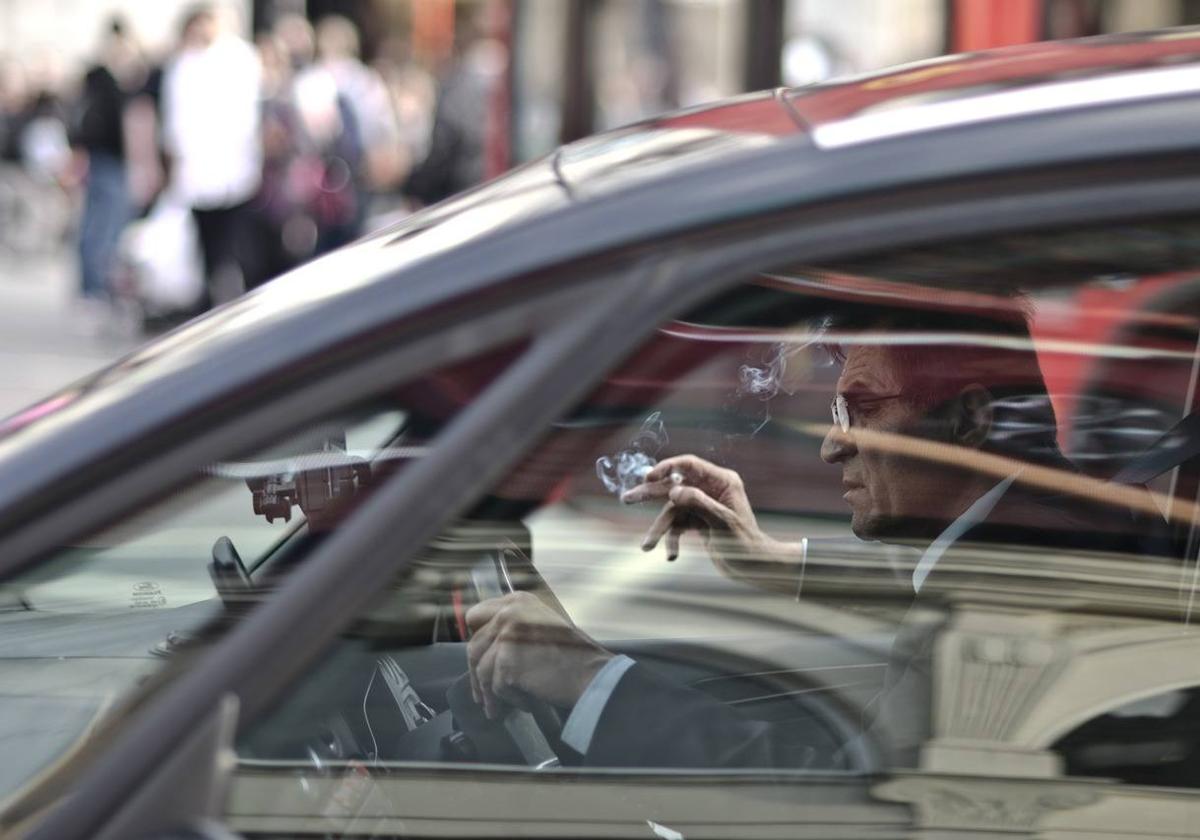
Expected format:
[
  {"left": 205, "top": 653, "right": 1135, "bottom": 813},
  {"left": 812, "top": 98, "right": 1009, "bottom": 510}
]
[
  {"left": 0, "top": 409, "right": 409, "bottom": 803},
  {"left": 0, "top": 344, "right": 523, "bottom": 815}
]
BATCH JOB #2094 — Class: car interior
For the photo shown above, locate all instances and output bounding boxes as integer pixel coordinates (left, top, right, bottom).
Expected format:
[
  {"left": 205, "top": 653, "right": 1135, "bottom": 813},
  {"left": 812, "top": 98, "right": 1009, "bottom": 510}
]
[
  {"left": 230, "top": 217, "right": 1200, "bottom": 787},
  {"left": 9, "top": 216, "right": 1200, "bottom": 832}
]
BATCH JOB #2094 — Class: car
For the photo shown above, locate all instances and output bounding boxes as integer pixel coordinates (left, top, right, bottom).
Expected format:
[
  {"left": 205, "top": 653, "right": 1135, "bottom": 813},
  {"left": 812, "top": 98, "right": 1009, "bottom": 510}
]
[{"left": 6, "top": 26, "right": 1200, "bottom": 840}]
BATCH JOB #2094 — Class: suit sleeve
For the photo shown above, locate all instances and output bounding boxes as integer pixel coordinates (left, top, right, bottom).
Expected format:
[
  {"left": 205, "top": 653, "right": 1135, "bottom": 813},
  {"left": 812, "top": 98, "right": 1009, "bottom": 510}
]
[{"left": 582, "top": 662, "right": 843, "bottom": 769}]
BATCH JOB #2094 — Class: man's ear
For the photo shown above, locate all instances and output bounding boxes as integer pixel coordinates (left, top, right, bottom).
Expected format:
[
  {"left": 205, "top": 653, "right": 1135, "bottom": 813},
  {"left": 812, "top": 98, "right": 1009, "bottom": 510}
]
[{"left": 951, "top": 385, "right": 993, "bottom": 448}]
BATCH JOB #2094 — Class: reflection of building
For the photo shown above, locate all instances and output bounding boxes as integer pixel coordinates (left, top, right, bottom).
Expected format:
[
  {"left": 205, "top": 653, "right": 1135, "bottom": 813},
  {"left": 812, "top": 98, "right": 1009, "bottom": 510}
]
[{"left": 798, "top": 542, "right": 1200, "bottom": 838}]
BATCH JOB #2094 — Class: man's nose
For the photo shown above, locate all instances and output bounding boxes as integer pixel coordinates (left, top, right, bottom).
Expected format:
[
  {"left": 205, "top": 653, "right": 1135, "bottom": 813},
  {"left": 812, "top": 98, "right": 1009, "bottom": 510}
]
[{"left": 820, "top": 422, "right": 856, "bottom": 464}]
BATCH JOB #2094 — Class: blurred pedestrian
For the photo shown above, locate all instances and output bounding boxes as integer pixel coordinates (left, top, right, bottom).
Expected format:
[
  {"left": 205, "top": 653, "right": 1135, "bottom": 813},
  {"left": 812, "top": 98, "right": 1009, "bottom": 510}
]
[
  {"left": 123, "top": 49, "right": 168, "bottom": 216},
  {"left": 373, "top": 37, "right": 435, "bottom": 183},
  {"left": 314, "top": 16, "right": 405, "bottom": 202},
  {"left": 257, "top": 12, "right": 365, "bottom": 260},
  {"left": 71, "top": 18, "right": 136, "bottom": 307},
  {"left": 1, "top": 60, "right": 36, "bottom": 171},
  {"left": 20, "top": 90, "right": 71, "bottom": 185},
  {"left": 0, "top": 60, "right": 24, "bottom": 165},
  {"left": 0, "top": 60, "right": 73, "bottom": 257},
  {"left": 274, "top": 12, "right": 316, "bottom": 75},
  {"left": 249, "top": 33, "right": 306, "bottom": 279},
  {"left": 292, "top": 53, "right": 363, "bottom": 253},
  {"left": 162, "top": 4, "right": 262, "bottom": 306},
  {"left": 404, "top": 22, "right": 502, "bottom": 207}
]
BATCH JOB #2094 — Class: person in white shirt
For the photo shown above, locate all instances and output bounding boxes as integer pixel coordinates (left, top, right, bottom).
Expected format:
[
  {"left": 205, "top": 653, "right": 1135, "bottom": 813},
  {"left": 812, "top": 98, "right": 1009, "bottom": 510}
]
[
  {"left": 313, "top": 15, "right": 404, "bottom": 195},
  {"left": 464, "top": 305, "right": 1166, "bottom": 768},
  {"left": 161, "top": 4, "right": 262, "bottom": 305}
]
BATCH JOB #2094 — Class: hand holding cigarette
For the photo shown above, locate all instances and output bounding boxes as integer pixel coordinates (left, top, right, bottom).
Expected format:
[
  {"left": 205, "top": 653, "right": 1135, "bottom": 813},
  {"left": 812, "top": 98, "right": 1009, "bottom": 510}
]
[{"left": 620, "top": 455, "right": 765, "bottom": 564}]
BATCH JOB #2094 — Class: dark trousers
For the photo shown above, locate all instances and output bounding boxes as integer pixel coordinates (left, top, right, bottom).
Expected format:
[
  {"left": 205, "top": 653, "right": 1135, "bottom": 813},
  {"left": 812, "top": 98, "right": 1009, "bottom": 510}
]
[{"left": 192, "top": 200, "right": 261, "bottom": 307}]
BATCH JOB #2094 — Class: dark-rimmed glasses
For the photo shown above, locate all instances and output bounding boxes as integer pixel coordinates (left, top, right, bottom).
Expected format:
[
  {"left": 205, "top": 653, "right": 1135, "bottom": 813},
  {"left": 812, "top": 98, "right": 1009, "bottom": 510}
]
[{"left": 830, "top": 393, "right": 905, "bottom": 433}]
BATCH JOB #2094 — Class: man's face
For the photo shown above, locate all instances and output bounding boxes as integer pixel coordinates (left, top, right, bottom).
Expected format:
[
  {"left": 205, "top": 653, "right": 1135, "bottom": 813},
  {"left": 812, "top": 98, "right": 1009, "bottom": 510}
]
[
  {"left": 819, "top": 344, "right": 957, "bottom": 540},
  {"left": 185, "top": 13, "right": 218, "bottom": 48}
]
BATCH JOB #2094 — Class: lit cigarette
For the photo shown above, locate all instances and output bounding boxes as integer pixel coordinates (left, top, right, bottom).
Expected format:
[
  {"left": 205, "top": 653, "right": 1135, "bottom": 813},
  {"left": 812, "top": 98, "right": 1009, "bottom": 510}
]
[{"left": 669, "top": 470, "right": 684, "bottom": 486}]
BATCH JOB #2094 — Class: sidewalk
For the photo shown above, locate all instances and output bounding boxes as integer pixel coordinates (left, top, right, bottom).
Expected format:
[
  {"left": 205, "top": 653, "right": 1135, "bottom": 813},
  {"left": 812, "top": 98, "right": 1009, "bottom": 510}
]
[{"left": 0, "top": 248, "right": 139, "bottom": 418}]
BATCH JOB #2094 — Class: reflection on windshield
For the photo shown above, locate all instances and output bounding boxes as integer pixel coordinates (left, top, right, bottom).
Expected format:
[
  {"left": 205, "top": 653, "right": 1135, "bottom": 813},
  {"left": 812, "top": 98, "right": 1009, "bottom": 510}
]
[{"left": 0, "top": 404, "right": 411, "bottom": 809}]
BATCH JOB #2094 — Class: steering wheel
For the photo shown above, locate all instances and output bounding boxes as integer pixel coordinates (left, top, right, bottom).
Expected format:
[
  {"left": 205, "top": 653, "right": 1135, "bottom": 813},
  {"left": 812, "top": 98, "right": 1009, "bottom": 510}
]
[{"left": 449, "top": 545, "right": 566, "bottom": 768}]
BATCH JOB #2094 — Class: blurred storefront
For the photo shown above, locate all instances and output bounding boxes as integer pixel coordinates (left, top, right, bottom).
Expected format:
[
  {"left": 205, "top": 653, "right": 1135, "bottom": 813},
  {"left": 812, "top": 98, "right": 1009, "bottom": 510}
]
[
  {"left": 8, "top": 0, "right": 1200, "bottom": 179},
  {"left": 507, "top": 0, "right": 1200, "bottom": 165},
  {"left": 238, "top": 0, "right": 1200, "bottom": 180}
]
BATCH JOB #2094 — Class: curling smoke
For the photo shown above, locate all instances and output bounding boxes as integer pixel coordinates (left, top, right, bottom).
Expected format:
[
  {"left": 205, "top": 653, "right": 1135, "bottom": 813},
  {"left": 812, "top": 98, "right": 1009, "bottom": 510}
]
[
  {"left": 739, "top": 343, "right": 794, "bottom": 401},
  {"left": 596, "top": 411, "right": 669, "bottom": 496},
  {"left": 736, "top": 343, "right": 800, "bottom": 435},
  {"left": 733, "top": 323, "right": 833, "bottom": 437}
]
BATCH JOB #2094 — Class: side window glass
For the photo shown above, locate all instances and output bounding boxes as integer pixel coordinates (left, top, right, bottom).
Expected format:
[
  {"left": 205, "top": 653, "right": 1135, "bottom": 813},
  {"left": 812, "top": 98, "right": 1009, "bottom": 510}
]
[
  {"left": 0, "top": 406, "right": 407, "bottom": 805},
  {"left": 0, "top": 345, "right": 523, "bottom": 815},
  {"left": 230, "top": 219, "right": 1200, "bottom": 838},
  {"left": 1055, "top": 687, "right": 1200, "bottom": 786}
]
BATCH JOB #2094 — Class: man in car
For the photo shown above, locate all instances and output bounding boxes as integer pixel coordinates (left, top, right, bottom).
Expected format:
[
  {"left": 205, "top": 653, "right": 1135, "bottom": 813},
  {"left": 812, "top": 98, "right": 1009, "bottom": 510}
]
[{"left": 464, "top": 303, "right": 1166, "bottom": 768}]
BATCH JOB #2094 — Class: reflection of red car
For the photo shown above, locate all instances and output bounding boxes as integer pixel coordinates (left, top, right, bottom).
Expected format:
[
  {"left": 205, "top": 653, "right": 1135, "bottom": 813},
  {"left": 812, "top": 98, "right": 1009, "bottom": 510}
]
[{"left": 1034, "top": 271, "right": 1200, "bottom": 477}]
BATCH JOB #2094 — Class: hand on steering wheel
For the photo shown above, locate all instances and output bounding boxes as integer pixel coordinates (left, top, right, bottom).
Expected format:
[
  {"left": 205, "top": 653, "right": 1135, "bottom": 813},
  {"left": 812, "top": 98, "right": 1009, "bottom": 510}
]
[{"left": 465, "top": 591, "right": 613, "bottom": 719}]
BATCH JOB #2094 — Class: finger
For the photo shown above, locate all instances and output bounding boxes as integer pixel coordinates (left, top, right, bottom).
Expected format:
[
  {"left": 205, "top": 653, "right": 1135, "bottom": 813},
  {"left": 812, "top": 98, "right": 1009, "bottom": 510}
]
[
  {"left": 469, "top": 666, "right": 481, "bottom": 706},
  {"left": 465, "top": 593, "right": 514, "bottom": 635},
  {"left": 640, "top": 501, "right": 678, "bottom": 551},
  {"left": 666, "top": 518, "right": 682, "bottom": 562},
  {"left": 644, "top": 454, "right": 699, "bottom": 481},
  {"left": 647, "top": 456, "right": 739, "bottom": 501},
  {"left": 489, "top": 644, "right": 521, "bottom": 710},
  {"left": 466, "top": 619, "right": 499, "bottom": 705},
  {"left": 474, "top": 643, "right": 500, "bottom": 719},
  {"left": 466, "top": 615, "right": 498, "bottom": 665},
  {"left": 668, "top": 485, "right": 738, "bottom": 531},
  {"left": 622, "top": 465, "right": 689, "bottom": 504},
  {"left": 621, "top": 479, "right": 669, "bottom": 504}
]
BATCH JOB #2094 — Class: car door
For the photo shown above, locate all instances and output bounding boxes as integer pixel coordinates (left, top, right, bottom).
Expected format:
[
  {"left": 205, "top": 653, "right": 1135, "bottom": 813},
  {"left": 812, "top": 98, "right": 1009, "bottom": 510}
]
[
  {"left": 14, "top": 119, "right": 1200, "bottom": 840},
  {"left": 208, "top": 201, "right": 1200, "bottom": 839}
]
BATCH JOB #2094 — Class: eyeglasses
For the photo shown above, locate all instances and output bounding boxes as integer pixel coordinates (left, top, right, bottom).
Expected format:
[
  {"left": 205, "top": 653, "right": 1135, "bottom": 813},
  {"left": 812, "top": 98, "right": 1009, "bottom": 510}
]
[{"left": 830, "top": 393, "right": 904, "bottom": 434}]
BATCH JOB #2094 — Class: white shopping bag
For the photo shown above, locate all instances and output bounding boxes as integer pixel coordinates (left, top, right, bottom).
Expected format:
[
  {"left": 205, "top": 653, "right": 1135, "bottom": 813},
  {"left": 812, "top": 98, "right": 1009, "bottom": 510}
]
[{"left": 121, "top": 193, "right": 203, "bottom": 313}]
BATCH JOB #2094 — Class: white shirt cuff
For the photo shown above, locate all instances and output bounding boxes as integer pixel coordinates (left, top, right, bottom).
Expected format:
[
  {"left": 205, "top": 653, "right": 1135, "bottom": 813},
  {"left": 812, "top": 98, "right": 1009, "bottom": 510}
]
[{"left": 560, "top": 654, "right": 636, "bottom": 755}]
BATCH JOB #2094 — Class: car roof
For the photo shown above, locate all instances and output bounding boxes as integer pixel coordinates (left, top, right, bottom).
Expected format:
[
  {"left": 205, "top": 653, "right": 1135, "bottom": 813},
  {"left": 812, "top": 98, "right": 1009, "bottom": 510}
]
[{"left": 4, "top": 28, "right": 1200, "bottom": 518}]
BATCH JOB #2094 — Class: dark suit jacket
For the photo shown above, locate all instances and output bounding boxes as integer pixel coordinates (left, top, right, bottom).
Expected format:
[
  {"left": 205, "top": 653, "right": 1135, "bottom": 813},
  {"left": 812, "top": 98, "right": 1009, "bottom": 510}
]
[{"left": 584, "top": 661, "right": 856, "bottom": 769}]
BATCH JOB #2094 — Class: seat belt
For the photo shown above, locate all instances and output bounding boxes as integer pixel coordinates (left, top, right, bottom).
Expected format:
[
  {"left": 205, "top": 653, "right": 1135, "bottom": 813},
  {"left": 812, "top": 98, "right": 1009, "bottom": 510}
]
[{"left": 1114, "top": 412, "right": 1200, "bottom": 485}]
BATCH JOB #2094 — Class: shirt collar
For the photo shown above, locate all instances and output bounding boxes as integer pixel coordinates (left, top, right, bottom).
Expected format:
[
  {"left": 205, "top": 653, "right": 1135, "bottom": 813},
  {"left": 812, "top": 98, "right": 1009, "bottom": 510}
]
[{"left": 912, "top": 473, "right": 1018, "bottom": 593}]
